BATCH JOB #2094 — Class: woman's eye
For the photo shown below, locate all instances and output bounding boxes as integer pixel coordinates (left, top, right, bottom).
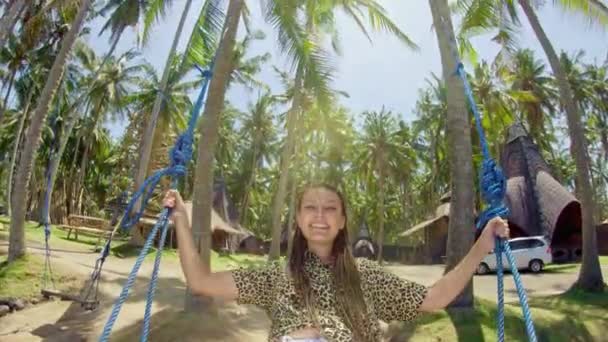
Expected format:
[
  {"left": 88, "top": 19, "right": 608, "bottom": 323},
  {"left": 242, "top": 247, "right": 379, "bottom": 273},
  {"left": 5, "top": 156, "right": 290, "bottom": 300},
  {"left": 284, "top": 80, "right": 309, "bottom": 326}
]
[
  {"left": 324, "top": 207, "right": 337, "bottom": 211},
  {"left": 304, "top": 205, "right": 316, "bottom": 210}
]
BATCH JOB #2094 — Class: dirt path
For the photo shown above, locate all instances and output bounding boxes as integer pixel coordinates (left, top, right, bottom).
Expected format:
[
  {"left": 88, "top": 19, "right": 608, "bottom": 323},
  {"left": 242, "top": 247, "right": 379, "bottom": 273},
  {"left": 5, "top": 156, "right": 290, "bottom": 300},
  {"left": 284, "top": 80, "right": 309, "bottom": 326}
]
[{"left": 0, "top": 241, "right": 270, "bottom": 341}]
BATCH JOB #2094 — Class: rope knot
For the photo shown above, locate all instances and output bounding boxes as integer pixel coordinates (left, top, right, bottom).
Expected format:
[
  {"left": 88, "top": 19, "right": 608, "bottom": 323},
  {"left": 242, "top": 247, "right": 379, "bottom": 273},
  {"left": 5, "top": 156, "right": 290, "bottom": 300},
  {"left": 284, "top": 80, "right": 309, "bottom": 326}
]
[
  {"left": 480, "top": 158, "right": 506, "bottom": 206},
  {"left": 170, "top": 133, "right": 193, "bottom": 168}
]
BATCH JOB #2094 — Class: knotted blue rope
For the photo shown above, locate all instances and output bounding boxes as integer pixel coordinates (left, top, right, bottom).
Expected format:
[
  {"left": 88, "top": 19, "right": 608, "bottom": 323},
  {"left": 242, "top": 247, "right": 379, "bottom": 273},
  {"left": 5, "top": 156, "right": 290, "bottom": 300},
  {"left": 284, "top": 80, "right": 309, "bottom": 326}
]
[
  {"left": 98, "top": 64, "right": 213, "bottom": 342},
  {"left": 440, "top": 17, "right": 537, "bottom": 342}
]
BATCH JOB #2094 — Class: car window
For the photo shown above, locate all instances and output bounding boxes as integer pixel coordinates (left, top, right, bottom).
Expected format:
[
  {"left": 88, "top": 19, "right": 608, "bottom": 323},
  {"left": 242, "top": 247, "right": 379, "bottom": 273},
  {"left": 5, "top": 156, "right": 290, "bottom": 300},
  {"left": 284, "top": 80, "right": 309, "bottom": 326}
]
[
  {"left": 509, "top": 239, "right": 545, "bottom": 250},
  {"left": 528, "top": 239, "right": 545, "bottom": 248},
  {"left": 509, "top": 240, "right": 527, "bottom": 250}
]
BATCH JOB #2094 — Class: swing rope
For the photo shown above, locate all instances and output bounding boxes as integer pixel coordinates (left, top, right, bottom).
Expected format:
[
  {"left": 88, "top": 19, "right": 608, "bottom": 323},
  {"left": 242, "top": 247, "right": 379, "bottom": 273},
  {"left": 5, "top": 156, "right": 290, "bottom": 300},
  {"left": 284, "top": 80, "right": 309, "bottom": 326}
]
[
  {"left": 440, "top": 17, "right": 537, "bottom": 342},
  {"left": 97, "top": 64, "right": 213, "bottom": 342}
]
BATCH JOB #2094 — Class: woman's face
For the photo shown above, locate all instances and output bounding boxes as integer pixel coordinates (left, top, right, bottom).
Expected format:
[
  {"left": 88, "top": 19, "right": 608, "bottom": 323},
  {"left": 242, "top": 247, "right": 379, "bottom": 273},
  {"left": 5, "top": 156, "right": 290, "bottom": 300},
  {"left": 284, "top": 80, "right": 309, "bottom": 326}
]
[{"left": 296, "top": 187, "right": 345, "bottom": 246}]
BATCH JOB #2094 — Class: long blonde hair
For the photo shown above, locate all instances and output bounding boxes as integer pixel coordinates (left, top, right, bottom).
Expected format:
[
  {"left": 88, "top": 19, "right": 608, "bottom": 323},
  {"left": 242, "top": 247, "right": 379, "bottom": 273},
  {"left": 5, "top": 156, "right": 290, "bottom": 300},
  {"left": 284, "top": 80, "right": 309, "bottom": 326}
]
[{"left": 289, "top": 183, "right": 372, "bottom": 341}]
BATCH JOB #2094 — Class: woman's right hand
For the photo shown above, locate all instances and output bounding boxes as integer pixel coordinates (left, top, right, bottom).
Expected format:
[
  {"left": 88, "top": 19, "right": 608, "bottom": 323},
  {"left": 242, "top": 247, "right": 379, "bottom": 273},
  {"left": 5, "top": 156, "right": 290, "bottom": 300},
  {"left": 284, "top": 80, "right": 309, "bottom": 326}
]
[{"left": 163, "top": 189, "right": 188, "bottom": 222}]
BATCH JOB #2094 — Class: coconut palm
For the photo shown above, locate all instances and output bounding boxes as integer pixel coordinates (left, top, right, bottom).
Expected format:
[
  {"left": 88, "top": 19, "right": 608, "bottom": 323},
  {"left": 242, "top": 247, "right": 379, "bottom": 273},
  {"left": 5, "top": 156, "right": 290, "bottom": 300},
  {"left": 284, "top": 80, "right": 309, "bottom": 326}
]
[
  {"left": 236, "top": 92, "right": 278, "bottom": 223},
  {"left": 356, "top": 108, "right": 416, "bottom": 264},
  {"left": 266, "top": 0, "right": 418, "bottom": 260},
  {"left": 188, "top": 0, "right": 244, "bottom": 311},
  {"left": 505, "top": 49, "right": 558, "bottom": 150},
  {"left": 8, "top": 0, "right": 92, "bottom": 262},
  {"left": 457, "top": 0, "right": 606, "bottom": 292},
  {"left": 428, "top": 0, "right": 477, "bottom": 307}
]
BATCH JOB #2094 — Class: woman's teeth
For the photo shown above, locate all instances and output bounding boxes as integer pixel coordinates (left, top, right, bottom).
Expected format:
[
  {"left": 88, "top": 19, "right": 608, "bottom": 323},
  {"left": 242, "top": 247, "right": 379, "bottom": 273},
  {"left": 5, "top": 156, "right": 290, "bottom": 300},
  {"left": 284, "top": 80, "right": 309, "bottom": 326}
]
[{"left": 311, "top": 224, "right": 329, "bottom": 229}]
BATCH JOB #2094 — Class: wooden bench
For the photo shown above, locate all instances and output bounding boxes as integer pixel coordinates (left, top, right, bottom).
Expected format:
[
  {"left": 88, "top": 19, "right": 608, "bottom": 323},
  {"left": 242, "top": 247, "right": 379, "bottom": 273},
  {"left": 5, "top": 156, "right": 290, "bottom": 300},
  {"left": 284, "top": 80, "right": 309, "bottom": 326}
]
[{"left": 58, "top": 214, "right": 113, "bottom": 249}]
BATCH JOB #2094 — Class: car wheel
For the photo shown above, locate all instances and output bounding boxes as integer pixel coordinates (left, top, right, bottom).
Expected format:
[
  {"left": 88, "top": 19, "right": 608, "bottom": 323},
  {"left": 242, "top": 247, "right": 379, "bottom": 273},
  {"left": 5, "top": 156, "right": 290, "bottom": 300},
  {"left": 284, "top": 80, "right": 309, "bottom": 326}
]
[
  {"left": 477, "top": 263, "right": 490, "bottom": 275},
  {"left": 529, "top": 259, "right": 543, "bottom": 273}
]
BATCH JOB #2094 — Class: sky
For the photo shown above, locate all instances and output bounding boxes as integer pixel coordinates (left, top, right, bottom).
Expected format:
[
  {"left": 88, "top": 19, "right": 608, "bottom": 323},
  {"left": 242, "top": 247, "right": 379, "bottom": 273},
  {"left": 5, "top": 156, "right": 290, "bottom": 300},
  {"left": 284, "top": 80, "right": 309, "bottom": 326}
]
[{"left": 82, "top": 1, "right": 608, "bottom": 140}]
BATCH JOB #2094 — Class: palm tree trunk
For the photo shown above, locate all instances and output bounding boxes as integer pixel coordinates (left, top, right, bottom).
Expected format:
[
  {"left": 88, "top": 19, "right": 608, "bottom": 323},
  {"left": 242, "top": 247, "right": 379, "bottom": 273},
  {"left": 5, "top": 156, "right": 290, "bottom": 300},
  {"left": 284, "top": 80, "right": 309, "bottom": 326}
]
[
  {"left": 42, "top": 100, "right": 90, "bottom": 223},
  {"left": 429, "top": 0, "right": 476, "bottom": 308},
  {"left": 73, "top": 142, "right": 89, "bottom": 214},
  {"left": 186, "top": 0, "right": 243, "bottom": 312},
  {"left": 239, "top": 152, "right": 258, "bottom": 224},
  {"left": 8, "top": 0, "right": 92, "bottom": 263},
  {"left": 133, "top": 0, "right": 194, "bottom": 220},
  {"left": 268, "top": 69, "right": 303, "bottom": 261},
  {"left": 6, "top": 87, "right": 34, "bottom": 217},
  {"left": 518, "top": 0, "right": 604, "bottom": 292},
  {"left": 0, "top": 0, "right": 25, "bottom": 48}
]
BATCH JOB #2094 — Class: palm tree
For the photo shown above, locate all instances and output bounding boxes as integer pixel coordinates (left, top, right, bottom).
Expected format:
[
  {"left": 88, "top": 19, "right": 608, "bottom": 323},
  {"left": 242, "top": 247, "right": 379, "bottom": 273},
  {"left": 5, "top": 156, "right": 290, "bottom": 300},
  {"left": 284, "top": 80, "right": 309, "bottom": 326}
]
[
  {"left": 50, "top": 48, "right": 143, "bottom": 222},
  {"left": 188, "top": 0, "right": 244, "bottom": 311},
  {"left": 412, "top": 75, "right": 450, "bottom": 212},
  {"left": 97, "top": 0, "right": 148, "bottom": 66},
  {"left": 585, "top": 62, "right": 608, "bottom": 161},
  {"left": 132, "top": 0, "right": 197, "bottom": 225},
  {"left": 458, "top": 0, "right": 607, "bottom": 293},
  {"left": 356, "top": 108, "right": 415, "bottom": 264},
  {"left": 8, "top": 0, "right": 92, "bottom": 262},
  {"left": 266, "top": 0, "right": 417, "bottom": 260},
  {"left": 125, "top": 57, "right": 198, "bottom": 243},
  {"left": 237, "top": 92, "right": 277, "bottom": 223},
  {"left": 428, "top": 0, "right": 476, "bottom": 308},
  {"left": 506, "top": 49, "right": 557, "bottom": 150},
  {"left": 0, "top": 0, "right": 25, "bottom": 48},
  {"left": 0, "top": 34, "right": 28, "bottom": 123},
  {"left": 517, "top": 0, "right": 604, "bottom": 292}
]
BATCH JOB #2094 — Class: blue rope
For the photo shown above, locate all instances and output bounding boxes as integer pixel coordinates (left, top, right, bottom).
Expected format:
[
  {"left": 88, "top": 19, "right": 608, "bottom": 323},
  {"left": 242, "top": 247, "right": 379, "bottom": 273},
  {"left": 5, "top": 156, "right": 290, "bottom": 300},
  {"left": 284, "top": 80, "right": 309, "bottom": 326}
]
[
  {"left": 98, "top": 65, "right": 213, "bottom": 342},
  {"left": 440, "top": 18, "right": 537, "bottom": 342}
]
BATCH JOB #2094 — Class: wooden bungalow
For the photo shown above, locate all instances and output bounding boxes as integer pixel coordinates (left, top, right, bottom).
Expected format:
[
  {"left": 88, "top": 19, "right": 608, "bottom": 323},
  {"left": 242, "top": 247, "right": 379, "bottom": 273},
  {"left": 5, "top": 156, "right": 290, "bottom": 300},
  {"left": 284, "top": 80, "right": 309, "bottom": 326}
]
[
  {"left": 399, "top": 193, "right": 450, "bottom": 264},
  {"left": 400, "top": 123, "right": 591, "bottom": 264}
]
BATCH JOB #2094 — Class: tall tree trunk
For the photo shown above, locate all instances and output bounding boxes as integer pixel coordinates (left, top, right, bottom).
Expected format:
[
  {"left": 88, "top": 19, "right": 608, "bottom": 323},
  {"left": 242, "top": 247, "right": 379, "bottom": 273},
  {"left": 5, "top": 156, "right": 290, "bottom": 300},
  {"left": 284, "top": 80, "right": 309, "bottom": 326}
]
[
  {"left": 41, "top": 100, "right": 89, "bottom": 224},
  {"left": 73, "top": 142, "right": 89, "bottom": 214},
  {"left": 0, "top": 0, "right": 25, "bottom": 49},
  {"left": 429, "top": 0, "right": 476, "bottom": 308},
  {"left": 376, "top": 163, "right": 386, "bottom": 265},
  {"left": 186, "top": 0, "right": 243, "bottom": 311},
  {"left": 6, "top": 87, "right": 34, "bottom": 217},
  {"left": 518, "top": 0, "right": 604, "bottom": 292},
  {"left": 132, "top": 0, "right": 193, "bottom": 221},
  {"left": 269, "top": 70, "right": 303, "bottom": 261},
  {"left": 8, "top": 0, "right": 92, "bottom": 262},
  {"left": 239, "top": 147, "right": 260, "bottom": 224}
]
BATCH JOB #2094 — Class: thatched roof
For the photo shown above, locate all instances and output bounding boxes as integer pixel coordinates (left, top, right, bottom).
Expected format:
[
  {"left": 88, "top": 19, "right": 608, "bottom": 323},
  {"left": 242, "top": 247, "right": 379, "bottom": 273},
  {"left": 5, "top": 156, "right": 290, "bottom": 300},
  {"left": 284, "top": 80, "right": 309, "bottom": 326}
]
[
  {"left": 400, "top": 202, "right": 450, "bottom": 238},
  {"left": 500, "top": 122, "right": 581, "bottom": 241}
]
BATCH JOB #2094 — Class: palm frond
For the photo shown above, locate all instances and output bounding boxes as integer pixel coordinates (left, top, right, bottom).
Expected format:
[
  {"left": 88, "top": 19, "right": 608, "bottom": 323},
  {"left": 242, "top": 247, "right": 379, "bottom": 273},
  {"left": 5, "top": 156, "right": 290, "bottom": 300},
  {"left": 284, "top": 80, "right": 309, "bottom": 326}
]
[
  {"left": 553, "top": 0, "right": 608, "bottom": 29},
  {"left": 183, "top": 0, "right": 225, "bottom": 71},
  {"left": 142, "top": 0, "right": 175, "bottom": 46}
]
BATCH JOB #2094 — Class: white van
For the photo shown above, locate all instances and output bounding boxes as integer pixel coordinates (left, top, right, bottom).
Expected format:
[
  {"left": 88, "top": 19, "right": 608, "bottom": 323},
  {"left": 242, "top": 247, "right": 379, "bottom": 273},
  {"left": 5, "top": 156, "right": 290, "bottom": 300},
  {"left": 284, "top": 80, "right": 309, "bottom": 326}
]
[{"left": 477, "top": 236, "right": 552, "bottom": 274}]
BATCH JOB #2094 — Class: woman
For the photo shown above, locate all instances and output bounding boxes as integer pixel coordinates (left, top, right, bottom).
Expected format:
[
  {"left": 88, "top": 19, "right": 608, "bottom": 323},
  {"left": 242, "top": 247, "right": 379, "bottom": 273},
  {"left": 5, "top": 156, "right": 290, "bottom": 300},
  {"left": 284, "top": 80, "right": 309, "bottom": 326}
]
[{"left": 164, "top": 183, "right": 509, "bottom": 342}]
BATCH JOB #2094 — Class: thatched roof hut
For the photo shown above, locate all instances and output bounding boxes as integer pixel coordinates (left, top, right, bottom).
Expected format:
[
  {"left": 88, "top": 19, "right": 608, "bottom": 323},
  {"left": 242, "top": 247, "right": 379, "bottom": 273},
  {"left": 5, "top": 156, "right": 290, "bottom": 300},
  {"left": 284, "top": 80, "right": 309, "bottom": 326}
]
[{"left": 500, "top": 122, "right": 582, "bottom": 261}]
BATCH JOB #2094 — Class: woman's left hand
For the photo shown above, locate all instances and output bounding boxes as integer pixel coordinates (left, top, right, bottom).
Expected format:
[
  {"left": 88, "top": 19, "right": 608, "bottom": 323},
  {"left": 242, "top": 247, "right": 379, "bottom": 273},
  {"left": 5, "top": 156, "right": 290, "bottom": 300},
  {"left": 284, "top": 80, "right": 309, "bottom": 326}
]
[{"left": 477, "top": 217, "right": 510, "bottom": 254}]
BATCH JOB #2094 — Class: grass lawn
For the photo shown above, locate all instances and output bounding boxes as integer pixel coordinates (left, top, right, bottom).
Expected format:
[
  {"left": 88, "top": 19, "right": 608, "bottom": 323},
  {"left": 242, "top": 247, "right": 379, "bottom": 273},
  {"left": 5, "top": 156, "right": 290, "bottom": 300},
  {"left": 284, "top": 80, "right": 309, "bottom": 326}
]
[
  {"left": 0, "top": 254, "right": 82, "bottom": 302},
  {"left": 389, "top": 289, "right": 608, "bottom": 341}
]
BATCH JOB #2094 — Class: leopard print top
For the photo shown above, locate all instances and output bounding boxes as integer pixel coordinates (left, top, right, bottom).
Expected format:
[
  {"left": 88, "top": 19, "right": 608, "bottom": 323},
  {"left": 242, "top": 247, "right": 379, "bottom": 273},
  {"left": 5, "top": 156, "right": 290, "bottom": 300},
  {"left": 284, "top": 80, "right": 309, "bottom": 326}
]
[{"left": 232, "top": 252, "right": 427, "bottom": 342}]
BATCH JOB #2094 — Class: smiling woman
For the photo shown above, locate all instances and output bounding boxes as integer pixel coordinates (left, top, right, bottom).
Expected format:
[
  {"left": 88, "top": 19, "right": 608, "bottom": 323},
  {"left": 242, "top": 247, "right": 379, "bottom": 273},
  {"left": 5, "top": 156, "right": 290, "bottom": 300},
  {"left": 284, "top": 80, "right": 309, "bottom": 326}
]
[{"left": 164, "top": 182, "right": 510, "bottom": 342}]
